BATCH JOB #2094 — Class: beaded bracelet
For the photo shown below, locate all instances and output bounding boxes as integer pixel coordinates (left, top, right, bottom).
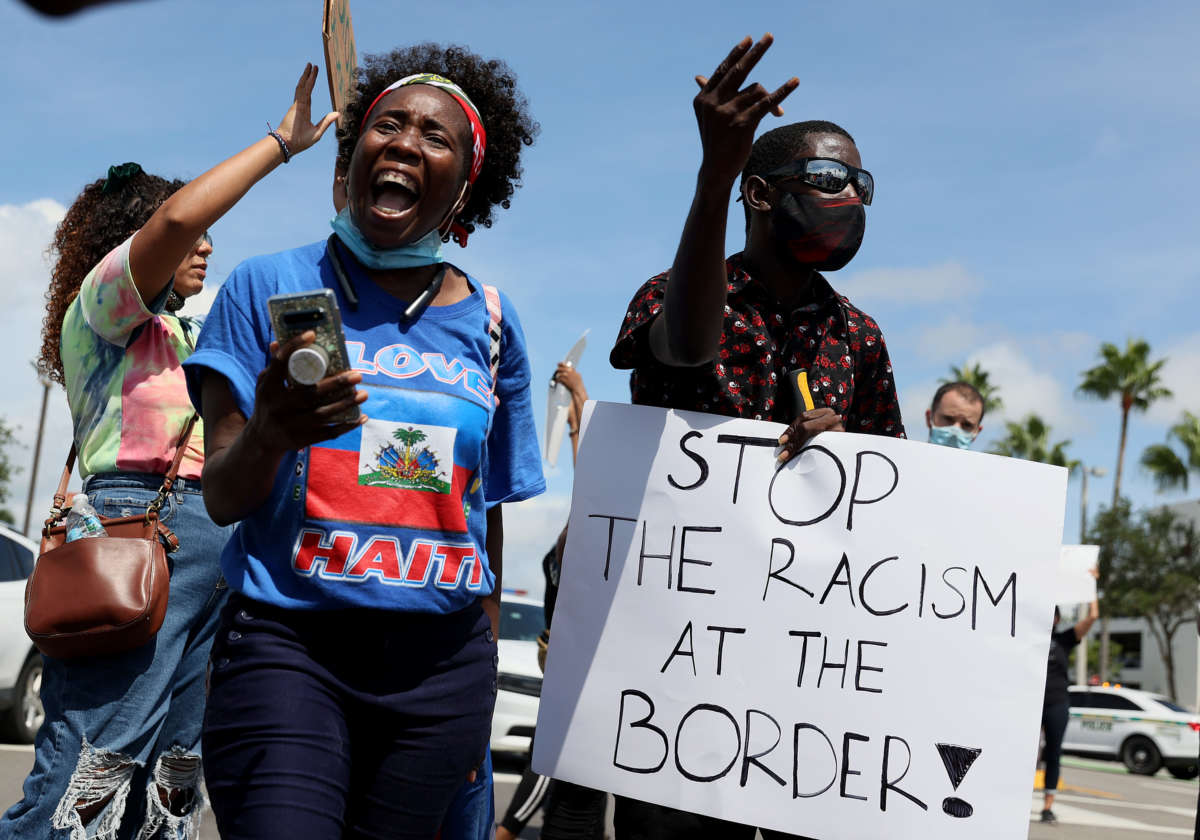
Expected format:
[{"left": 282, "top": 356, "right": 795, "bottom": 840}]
[{"left": 265, "top": 121, "right": 291, "bottom": 164}]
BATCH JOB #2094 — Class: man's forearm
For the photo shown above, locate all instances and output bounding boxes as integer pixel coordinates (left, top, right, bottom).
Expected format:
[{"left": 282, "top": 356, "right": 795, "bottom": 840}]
[{"left": 651, "top": 171, "right": 737, "bottom": 366}]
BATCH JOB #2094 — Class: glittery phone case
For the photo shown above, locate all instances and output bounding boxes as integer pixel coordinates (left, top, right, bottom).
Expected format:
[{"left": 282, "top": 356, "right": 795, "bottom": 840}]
[{"left": 266, "top": 289, "right": 359, "bottom": 423}]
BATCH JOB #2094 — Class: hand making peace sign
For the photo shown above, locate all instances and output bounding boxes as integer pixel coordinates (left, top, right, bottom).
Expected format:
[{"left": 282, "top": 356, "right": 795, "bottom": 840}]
[{"left": 693, "top": 35, "right": 799, "bottom": 184}]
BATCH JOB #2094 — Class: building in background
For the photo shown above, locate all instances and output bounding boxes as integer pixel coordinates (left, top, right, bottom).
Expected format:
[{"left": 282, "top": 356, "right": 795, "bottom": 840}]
[{"left": 1079, "top": 499, "right": 1200, "bottom": 710}]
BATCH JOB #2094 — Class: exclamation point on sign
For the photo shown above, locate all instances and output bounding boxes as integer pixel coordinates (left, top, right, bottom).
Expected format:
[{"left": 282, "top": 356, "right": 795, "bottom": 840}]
[{"left": 935, "top": 743, "right": 982, "bottom": 818}]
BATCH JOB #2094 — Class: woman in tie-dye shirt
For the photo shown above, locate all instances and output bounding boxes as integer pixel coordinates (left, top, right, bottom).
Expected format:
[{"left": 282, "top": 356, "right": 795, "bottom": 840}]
[{"left": 2, "top": 65, "right": 338, "bottom": 840}]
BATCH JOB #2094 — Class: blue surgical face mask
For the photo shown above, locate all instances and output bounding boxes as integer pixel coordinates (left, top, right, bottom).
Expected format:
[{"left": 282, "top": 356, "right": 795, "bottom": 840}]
[
  {"left": 929, "top": 423, "right": 976, "bottom": 450},
  {"left": 330, "top": 207, "right": 444, "bottom": 270}
]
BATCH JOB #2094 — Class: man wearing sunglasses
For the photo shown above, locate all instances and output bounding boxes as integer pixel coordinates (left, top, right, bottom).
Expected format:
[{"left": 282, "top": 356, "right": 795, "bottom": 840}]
[{"left": 609, "top": 34, "right": 904, "bottom": 840}]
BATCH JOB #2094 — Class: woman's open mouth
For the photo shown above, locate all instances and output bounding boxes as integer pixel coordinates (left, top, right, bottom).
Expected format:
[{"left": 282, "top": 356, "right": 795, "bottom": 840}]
[{"left": 371, "top": 170, "right": 420, "bottom": 217}]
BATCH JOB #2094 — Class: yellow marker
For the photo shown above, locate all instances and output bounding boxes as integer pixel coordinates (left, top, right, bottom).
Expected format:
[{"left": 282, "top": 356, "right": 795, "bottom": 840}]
[{"left": 795, "top": 370, "right": 815, "bottom": 412}]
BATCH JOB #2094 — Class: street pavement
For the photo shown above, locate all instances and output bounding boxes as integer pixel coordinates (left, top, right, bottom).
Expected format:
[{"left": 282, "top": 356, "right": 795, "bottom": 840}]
[
  {"left": 1028, "top": 756, "right": 1197, "bottom": 839},
  {"left": 0, "top": 746, "right": 1193, "bottom": 838}
]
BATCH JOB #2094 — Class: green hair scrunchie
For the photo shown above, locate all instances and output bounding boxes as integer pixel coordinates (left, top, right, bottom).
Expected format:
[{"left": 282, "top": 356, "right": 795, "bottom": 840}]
[{"left": 101, "top": 162, "right": 143, "bottom": 194}]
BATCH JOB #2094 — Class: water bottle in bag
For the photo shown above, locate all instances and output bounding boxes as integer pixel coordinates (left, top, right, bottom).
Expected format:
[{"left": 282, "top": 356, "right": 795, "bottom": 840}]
[{"left": 64, "top": 494, "right": 106, "bottom": 542}]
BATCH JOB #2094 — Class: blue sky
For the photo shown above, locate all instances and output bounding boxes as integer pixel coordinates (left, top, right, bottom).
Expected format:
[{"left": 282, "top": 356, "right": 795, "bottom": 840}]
[{"left": 1, "top": 0, "right": 1198, "bottom": 592}]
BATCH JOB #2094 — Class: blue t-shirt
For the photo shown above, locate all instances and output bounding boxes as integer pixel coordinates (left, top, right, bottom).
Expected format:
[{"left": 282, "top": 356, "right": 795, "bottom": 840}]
[{"left": 183, "top": 240, "right": 545, "bottom": 613}]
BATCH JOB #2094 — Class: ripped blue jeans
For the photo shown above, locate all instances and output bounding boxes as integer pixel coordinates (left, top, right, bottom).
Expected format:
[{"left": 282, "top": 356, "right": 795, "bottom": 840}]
[{"left": 0, "top": 474, "right": 230, "bottom": 839}]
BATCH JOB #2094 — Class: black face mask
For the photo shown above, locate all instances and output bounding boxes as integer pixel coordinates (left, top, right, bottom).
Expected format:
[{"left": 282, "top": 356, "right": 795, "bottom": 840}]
[{"left": 770, "top": 193, "right": 866, "bottom": 271}]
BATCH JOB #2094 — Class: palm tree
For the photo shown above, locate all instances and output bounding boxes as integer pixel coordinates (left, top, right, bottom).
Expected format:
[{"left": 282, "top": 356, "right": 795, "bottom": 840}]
[
  {"left": 1076, "top": 338, "right": 1171, "bottom": 681},
  {"left": 1141, "top": 411, "right": 1200, "bottom": 493},
  {"left": 941, "top": 362, "right": 1002, "bottom": 416},
  {"left": 1076, "top": 339, "right": 1172, "bottom": 507},
  {"left": 393, "top": 427, "right": 427, "bottom": 466},
  {"left": 990, "top": 414, "right": 1077, "bottom": 470}
]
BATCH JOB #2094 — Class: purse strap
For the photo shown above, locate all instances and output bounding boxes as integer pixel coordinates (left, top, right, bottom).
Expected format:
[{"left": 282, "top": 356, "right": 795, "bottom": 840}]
[
  {"left": 47, "top": 413, "right": 199, "bottom": 530},
  {"left": 48, "top": 446, "right": 77, "bottom": 524},
  {"left": 147, "top": 413, "right": 199, "bottom": 518}
]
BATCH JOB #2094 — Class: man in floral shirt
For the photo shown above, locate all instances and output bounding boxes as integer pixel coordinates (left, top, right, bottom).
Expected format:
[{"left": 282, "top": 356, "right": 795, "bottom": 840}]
[
  {"left": 611, "top": 36, "right": 903, "bottom": 458},
  {"left": 608, "top": 34, "right": 904, "bottom": 840}
]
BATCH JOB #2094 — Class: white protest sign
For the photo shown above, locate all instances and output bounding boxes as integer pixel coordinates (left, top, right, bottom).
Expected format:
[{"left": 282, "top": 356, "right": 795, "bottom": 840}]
[
  {"left": 1056, "top": 545, "right": 1099, "bottom": 606},
  {"left": 534, "top": 402, "right": 1068, "bottom": 840}
]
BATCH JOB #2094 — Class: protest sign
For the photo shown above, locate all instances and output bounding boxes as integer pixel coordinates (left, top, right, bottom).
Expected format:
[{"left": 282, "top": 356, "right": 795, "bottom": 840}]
[
  {"left": 1057, "top": 545, "right": 1099, "bottom": 606},
  {"left": 534, "top": 402, "right": 1068, "bottom": 839},
  {"left": 322, "top": 0, "right": 356, "bottom": 125},
  {"left": 544, "top": 330, "right": 589, "bottom": 468}
]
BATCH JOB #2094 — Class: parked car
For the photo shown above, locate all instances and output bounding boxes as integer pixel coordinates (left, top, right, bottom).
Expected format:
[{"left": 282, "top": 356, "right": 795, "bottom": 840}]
[
  {"left": 491, "top": 594, "right": 544, "bottom": 756},
  {"left": 0, "top": 523, "right": 42, "bottom": 743},
  {"left": 1064, "top": 685, "right": 1200, "bottom": 778}
]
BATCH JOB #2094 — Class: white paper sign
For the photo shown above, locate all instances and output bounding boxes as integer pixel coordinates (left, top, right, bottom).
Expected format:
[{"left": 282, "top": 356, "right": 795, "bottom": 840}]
[
  {"left": 1056, "top": 545, "right": 1099, "bottom": 606},
  {"left": 534, "top": 402, "right": 1068, "bottom": 840}
]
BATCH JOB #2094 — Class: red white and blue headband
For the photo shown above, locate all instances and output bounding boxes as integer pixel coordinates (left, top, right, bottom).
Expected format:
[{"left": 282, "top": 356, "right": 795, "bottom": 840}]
[{"left": 360, "top": 73, "right": 488, "bottom": 185}]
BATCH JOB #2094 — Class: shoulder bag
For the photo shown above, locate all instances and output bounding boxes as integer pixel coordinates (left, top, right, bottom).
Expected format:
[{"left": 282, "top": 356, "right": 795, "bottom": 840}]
[{"left": 24, "top": 414, "right": 198, "bottom": 659}]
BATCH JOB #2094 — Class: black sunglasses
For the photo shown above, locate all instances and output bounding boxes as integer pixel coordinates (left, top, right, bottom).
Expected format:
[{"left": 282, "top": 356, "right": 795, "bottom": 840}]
[{"left": 766, "top": 158, "right": 874, "bottom": 206}]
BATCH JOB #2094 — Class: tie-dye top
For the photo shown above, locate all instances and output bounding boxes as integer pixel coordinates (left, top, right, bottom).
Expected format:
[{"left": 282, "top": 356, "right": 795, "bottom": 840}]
[{"left": 61, "top": 234, "right": 204, "bottom": 480}]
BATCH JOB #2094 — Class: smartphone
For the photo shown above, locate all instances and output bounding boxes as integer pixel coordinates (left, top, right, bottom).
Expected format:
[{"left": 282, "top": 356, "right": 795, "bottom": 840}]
[{"left": 266, "top": 289, "right": 360, "bottom": 424}]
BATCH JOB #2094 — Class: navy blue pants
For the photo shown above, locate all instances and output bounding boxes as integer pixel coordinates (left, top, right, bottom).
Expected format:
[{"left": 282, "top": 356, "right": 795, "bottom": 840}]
[
  {"left": 1041, "top": 701, "right": 1070, "bottom": 792},
  {"left": 202, "top": 594, "right": 497, "bottom": 839}
]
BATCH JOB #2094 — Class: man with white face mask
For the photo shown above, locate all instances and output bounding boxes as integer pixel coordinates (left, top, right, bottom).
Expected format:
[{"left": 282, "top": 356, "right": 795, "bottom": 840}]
[{"left": 925, "top": 381, "right": 985, "bottom": 449}]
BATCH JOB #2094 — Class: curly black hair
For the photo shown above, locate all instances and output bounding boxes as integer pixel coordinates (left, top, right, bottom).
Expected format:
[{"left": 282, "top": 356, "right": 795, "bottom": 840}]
[
  {"left": 38, "top": 167, "right": 184, "bottom": 384},
  {"left": 741, "top": 120, "right": 856, "bottom": 231},
  {"left": 335, "top": 42, "right": 539, "bottom": 241}
]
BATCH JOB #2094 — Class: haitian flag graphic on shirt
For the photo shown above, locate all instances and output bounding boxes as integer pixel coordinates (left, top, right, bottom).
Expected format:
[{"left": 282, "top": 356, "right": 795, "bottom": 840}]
[
  {"left": 359, "top": 421, "right": 455, "bottom": 494},
  {"left": 305, "top": 416, "right": 470, "bottom": 533},
  {"left": 295, "top": 374, "right": 490, "bottom": 601}
]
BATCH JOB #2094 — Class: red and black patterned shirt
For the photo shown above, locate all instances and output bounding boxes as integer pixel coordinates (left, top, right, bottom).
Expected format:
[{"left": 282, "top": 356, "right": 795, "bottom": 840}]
[{"left": 610, "top": 253, "right": 906, "bottom": 437}]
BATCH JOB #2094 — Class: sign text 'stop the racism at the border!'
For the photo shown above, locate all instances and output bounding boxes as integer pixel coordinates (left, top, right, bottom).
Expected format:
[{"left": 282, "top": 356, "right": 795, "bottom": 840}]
[{"left": 535, "top": 402, "right": 1068, "bottom": 840}]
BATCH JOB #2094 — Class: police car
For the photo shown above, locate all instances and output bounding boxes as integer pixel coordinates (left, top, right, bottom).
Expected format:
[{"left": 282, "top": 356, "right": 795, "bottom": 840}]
[{"left": 1064, "top": 685, "right": 1200, "bottom": 777}]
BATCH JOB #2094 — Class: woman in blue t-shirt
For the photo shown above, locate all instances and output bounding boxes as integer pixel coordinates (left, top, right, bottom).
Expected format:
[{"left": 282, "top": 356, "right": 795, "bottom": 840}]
[{"left": 184, "top": 44, "right": 544, "bottom": 838}]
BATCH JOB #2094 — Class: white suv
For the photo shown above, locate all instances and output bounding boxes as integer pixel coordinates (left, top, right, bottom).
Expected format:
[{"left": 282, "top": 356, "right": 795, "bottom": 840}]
[
  {"left": 491, "top": 594, "right": 544, "bottom": 756},
  {"left": 1064, "top": 685, "right": 1200, "bottom": 778},
  {"left": 0, "top": 523, "right": 43, "bottom": 743}
]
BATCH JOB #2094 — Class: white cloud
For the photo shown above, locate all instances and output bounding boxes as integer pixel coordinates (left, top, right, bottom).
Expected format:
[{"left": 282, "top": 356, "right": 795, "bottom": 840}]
[
  {"left": 1148, "top": 332, "right": 1200, "bottom": 425},
  {"left": 914, "top": 314, "right": 994, "bottom": 361},
  {"left": 0, "top": 199, "right": 74, "bottom": 534},
  {"left": 0, "top": 199, "right": 65, "bottom": 313},
  {"left": 499, "top": 492, "right": 572, "bottom": 600},
  {"left": 839, "top": 261, "right": 980, "bottom": 304},
  {"left": 904, "top": 341, "right": 1080, "bottom": 448},
  {"left": 901, "top": 379, "right": 936, "bottom": 440},
  {"left": 181, "top": 278, "right": 222, "bottom": 317},
  {"left": 970, "top": 342, "right": 1079, "bottom": 435},
  {"left": 1039, "top": 330, "right": 1096, "bottom": 361}
]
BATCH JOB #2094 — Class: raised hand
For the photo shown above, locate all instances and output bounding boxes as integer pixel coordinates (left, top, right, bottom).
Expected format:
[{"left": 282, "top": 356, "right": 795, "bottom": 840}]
[
  {"left": 693, "top": 35, "right": 799, "bottom": 185},
  {"left": 274, "top": 63, "right": 340, "bottom": 155}
]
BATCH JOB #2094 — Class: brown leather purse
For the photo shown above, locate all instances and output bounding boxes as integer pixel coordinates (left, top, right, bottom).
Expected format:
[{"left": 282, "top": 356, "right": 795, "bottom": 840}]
[{"left": 24, "top": 415, "right": 197, "bottom": 659}]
